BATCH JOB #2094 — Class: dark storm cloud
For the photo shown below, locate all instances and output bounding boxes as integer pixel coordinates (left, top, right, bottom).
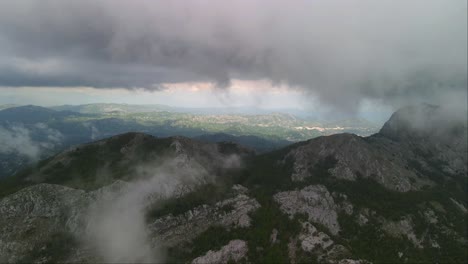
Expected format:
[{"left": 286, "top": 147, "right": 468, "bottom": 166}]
[
  {"left": 0, "top": 0, "right": 466, "bottom": 109},
  {"left": 0, "top": 58, "right": 201, "bottom": 88}
]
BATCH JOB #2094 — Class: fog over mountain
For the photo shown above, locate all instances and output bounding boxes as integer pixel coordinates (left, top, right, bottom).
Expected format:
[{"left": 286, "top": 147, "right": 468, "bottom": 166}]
[
  {"left": 0, "top": 0, "right": 466, "bottom": 111},
  {"left": 0, "top": 1, "right": 466, "bottom": 263}
]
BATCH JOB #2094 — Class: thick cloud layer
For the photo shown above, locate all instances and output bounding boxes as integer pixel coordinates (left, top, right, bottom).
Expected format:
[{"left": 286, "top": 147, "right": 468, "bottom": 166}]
[{"left": 0, "top": 0, "right": 466, "bottom": 109}]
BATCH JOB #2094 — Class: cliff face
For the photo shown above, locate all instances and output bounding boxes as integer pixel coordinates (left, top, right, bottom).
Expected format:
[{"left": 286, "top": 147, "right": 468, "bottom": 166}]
[{"left": 0, "top": 104, "right": 466, "bottom": 263}]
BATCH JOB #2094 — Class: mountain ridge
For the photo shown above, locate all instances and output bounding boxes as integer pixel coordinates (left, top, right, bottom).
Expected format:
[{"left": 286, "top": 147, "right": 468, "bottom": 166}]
[{"left": 0, "top": 104, "right": 466, "bottom": 263}]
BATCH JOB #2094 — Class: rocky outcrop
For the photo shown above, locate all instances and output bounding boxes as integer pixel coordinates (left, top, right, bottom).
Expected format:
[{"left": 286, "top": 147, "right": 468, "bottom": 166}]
[
  {"left": 149, "top": 193, "right": 260, "bottom": 247},
  {"left": 192, "top": 240, "right": 248, "bottom": 264},
  {"left": 295, "top": 221, "right": 369, "bottom": 264},
  {"left": 274, "top": 185, "right": 340, "bottom": 235}
]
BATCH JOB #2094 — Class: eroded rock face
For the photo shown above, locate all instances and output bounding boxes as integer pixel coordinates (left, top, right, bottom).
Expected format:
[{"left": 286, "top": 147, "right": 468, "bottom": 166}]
[
  {"left": 191, "top": 240, "right": 248, "bottom": 264},
  {"left": 0, "top": 184, "right": 87, "bottom": 263},
  {"left": 149, "top": 193, "right": 260, "bottom": 247},
  {"left": 274, "top": 185, "right": 340, "bottom": 235}
]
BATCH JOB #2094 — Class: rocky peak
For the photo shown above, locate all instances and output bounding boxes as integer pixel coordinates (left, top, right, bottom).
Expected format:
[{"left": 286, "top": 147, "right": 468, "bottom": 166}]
[
  {"left": 284, "top": 104, "right": 467, "bottom": 192},
  {"left": 379, "top": 104, "right": 467, "bottom": 175},
  {"left": 379, "top": 103, "right": 467, "bottom": 143}
]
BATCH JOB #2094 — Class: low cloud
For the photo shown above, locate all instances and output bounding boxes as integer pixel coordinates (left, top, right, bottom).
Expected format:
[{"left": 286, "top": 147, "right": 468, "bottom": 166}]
[
  {"left": 83, "top": 153, "right": 242, "bottom": 262},
  {"left": 0, "top": 123, "right": 64, "bottom": 160},
  {"left": 0, "top": 125, "right": 41, "bottom": 160}
]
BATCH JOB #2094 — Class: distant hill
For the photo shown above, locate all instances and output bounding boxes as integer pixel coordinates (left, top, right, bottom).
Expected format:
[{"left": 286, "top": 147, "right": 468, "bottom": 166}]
[
  {"left": 0, "top": 132, "right": 253, "bottom": 195},
  {"left": 0, "top": 105, "right": 78, "bottom": 124},
  {"left": 0, "top": 104, "right": 379, "bottom": 178}
]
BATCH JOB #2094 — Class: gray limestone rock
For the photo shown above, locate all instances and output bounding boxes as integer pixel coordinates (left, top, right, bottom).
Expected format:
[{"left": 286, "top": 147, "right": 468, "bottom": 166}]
[
  {"left": 191, "top": 240, "right": 248, "bottom": 264},
  {"left": 149, "top": 194, "right": 260, "bottom": 247},
  {"left": 274, "top": 185, "right": 340, "bottom": 235}
]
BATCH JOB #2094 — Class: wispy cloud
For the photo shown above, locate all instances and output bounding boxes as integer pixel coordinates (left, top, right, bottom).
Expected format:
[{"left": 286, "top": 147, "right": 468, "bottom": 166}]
[
  {"left": 0, "top": 125, "right": 40, "bottom": 160},
  {"left": 0, "top": 123, "right": 63, "bottom": 160},
  {"left": 83, "top": 149, "right": 243, "bottom": 262}
]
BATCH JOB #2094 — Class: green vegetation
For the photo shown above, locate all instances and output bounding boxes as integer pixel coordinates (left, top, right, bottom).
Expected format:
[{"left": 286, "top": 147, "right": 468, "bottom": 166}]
[
  {"left": 127, "top": 140, "right": 468, "bottom": 263},
  {"left": 60, "top": 107, "right": 377, "bottom": 142},
  {"left": 338, "top": 213, "right": 423, "bottom": 263},
  {"left": 234, "top": 151, "right": 467, "bottom": 263},
  {"left": 0, "top": 170, "right": 33, "bottom": 198},
  {"left": 0, "top": 133, "right": 177, "bottom": 195},
  {"left": 19, "top": 231, "right": 78, "bottom": 263},
  {"left": 0, "top": 104, "right": 465, "bottom": 263},
  {"left": 166, "top": 190, "right": 302, "bottom": 263}
]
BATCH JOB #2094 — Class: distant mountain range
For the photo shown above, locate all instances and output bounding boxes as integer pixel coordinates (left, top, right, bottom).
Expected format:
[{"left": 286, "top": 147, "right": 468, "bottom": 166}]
[
  {"left": 0, "top": 103, "right": 466, "bottom": 263},
  {"left": 0, "top": 104, "right": 378, "bottom": 178}
]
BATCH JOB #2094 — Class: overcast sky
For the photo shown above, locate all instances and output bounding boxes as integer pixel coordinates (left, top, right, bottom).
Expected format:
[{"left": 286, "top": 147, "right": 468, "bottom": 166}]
[{"left": 0, "top": 0, "right": 466, "bottom": 113}]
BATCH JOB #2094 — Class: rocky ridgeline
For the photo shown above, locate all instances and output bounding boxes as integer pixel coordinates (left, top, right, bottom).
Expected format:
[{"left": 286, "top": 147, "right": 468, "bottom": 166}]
[
  {"left": 22, "top": 132, "right": 253, "bottom": 186},
  {"left": 0, "top": 104, "right": 466, "bottom": 263},
  {"left": 149, "top": 190, "right": 260, "bottom": 247}
]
